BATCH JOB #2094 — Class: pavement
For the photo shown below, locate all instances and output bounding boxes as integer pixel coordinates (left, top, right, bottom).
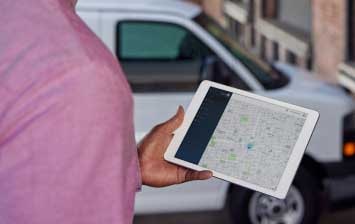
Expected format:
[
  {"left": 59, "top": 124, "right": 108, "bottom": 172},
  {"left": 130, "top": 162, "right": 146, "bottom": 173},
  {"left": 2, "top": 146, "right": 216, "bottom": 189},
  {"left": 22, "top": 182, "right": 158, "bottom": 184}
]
[
  {"left": 134, "top": 207, "right": 355, "bottom": 224},
  {"left": 134, "top": 176, "right": 355, "bottom": 224}
]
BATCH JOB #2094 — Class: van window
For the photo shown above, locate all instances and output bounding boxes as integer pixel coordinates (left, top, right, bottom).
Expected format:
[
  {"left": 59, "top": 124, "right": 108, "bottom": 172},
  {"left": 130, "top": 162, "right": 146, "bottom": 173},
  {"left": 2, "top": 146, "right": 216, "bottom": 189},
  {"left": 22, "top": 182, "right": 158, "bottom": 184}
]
[
  {"left": 194, "top": 13, "right": 289, "bottom": 90},
  {"left": 116, "top": 21, "right": 250, "bottom": 92},
  {"left": 118, "top": 22, "right": 210, "bottom": 60}
]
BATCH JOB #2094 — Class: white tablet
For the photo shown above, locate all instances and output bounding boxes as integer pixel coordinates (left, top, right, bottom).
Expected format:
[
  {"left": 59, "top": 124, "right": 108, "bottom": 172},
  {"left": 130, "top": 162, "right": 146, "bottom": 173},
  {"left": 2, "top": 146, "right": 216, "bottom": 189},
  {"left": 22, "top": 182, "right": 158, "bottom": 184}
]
[{"left": 164, "top": 80, "right": 319, "bottom": 199}]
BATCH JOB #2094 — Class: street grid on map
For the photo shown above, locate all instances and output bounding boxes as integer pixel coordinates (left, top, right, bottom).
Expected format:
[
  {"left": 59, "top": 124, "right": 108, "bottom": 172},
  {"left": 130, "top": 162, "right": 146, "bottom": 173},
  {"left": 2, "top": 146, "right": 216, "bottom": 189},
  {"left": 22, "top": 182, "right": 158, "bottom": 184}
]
[{"left": 198, "top": 94, "right": 306, "bottom": 190}]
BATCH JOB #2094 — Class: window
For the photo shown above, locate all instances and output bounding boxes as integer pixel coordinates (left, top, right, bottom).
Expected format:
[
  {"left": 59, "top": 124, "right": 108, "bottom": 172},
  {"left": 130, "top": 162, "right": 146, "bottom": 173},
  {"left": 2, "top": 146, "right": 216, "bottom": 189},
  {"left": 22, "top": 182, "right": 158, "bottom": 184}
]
[
  {"left": 116, "top": 21, "right": 250, "bottom": 92},
  {"left": 250, "top": 27, "right": 256, "bottom": 47},
  {"left": 228, "top": 18, "right": 238, "bottom": 40},
  {"left": 260, "top": 35, "right": 267, "bottom": 60},
  {"left": 227, "top": 18, "right": 245, "bottom": 45},
  {"left": 118, "top": 22, "right": 210, "bottom": 61},
  {"left": 272, "top": 41, "right": 279, "bottom": 61},
  {"left": 286, "top": 50, "right": 297, "bottom": 65},
  {"left": 116, "top": 21, "right": 212, "bottom": 92},
  {"left": 307, "top": 56, "right": 313, "bottom": 70}
]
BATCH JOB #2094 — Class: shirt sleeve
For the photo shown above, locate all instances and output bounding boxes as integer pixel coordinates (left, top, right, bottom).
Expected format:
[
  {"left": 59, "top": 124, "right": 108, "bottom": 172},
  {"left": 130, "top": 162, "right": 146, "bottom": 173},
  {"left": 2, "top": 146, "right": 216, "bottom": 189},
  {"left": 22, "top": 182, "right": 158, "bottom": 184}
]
[{"left": 0, "top": 61, "right": 140, "bottom": 224}]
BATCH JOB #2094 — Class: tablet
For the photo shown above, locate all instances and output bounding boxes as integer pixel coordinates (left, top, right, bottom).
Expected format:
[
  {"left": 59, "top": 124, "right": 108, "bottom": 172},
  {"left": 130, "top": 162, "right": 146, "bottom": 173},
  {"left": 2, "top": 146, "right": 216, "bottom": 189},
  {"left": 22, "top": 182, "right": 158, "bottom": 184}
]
[{"left": 164, "top": 80, "right": 319, "bottom": 199}]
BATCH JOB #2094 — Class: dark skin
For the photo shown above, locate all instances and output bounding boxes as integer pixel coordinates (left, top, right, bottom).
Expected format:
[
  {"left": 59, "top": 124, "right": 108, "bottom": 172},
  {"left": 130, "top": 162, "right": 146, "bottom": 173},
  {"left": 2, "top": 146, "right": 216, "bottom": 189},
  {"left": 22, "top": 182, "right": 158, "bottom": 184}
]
[{"left": 138, "top": 106, "right": 213, "bottom": 187}]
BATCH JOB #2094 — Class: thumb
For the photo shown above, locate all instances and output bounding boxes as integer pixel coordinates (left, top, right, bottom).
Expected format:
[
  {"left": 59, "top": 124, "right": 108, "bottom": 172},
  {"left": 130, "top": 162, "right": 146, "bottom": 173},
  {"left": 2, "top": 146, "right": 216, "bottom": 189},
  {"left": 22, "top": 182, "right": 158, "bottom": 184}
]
[{"left": 160, "top": 106, "right": 185, "bottom": 134}]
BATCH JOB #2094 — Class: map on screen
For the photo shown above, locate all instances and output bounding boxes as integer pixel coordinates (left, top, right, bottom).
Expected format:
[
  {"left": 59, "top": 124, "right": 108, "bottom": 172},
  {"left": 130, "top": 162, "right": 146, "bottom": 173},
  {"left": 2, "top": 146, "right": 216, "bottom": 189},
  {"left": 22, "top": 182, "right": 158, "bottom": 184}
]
[{"left": 175, "top": 87, "right": 307, "bottom": 190}]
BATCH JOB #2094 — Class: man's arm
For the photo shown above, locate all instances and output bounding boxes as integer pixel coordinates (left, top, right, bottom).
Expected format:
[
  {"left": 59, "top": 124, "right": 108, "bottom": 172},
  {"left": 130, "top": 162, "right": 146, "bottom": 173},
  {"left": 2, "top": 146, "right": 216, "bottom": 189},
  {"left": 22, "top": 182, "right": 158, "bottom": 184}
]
[{"left": 138, "top": 106, "right": 212, "bottom": 187}]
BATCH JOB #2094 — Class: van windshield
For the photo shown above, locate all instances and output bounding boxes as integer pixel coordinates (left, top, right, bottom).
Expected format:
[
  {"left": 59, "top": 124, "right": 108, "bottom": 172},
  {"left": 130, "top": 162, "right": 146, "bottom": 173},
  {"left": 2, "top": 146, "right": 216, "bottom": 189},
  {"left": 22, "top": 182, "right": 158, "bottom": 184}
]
[{"left": 194, "top": 13, "right": 289, "bottom": 90}]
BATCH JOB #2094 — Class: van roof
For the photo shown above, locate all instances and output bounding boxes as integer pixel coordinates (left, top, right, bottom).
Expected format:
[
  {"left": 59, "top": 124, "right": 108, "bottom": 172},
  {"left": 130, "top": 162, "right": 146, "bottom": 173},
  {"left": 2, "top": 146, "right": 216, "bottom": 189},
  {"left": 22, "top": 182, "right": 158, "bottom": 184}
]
[{"left": 76, "top": 0, "right": 202, "bottom": 18}]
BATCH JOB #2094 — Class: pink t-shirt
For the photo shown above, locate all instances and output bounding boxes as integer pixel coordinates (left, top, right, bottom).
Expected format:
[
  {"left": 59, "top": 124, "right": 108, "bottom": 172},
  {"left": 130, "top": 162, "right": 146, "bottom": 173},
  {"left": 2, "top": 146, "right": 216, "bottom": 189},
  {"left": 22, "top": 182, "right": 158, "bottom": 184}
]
[{"left": 0, "top": 0, "right": 140, "bottom": 223}]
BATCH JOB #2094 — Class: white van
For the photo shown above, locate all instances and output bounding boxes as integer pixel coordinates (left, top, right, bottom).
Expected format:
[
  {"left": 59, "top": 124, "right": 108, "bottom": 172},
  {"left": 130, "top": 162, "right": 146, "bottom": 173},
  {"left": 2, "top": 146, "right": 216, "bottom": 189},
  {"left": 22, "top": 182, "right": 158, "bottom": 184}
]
[{"left": 77, "top": 0, "right": 355, "bottom": 223}]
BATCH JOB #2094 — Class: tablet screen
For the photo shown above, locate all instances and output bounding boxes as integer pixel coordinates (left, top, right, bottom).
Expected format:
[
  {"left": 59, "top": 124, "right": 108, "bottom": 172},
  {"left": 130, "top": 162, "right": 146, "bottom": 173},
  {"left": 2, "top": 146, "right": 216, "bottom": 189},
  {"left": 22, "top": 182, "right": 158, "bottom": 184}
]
[{"left": 175, "top": 87, "right": 308, "bottom": 190}]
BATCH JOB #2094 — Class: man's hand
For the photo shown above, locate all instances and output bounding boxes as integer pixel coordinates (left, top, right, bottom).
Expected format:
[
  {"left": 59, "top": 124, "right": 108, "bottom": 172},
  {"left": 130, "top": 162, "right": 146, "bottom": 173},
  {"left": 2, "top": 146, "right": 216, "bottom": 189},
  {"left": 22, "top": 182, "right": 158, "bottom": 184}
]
[{"left": 138, "top": 106, "right": 213, "bottom": 187}]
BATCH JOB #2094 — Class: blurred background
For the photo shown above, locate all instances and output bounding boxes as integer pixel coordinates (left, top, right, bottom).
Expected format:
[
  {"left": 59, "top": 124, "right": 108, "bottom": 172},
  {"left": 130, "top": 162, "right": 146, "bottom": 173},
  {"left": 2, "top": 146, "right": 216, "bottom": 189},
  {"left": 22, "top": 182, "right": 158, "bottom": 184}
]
[
  {"left": 190, "top": 0, "right": 355, "bottom": 83},
  {"left": 77, "top": 0, "right": 355, "bottom": 223}
]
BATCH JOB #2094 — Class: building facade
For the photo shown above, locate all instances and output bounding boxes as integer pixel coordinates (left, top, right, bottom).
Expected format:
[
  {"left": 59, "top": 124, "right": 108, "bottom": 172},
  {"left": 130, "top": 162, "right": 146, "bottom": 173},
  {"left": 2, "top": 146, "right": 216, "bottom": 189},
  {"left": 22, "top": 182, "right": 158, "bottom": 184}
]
[
  {"left": 190, "top": 0, "right": 355, "bottom": 88},
  {"left": 224, "top": 0, "right": 312, "bottom": 71}
]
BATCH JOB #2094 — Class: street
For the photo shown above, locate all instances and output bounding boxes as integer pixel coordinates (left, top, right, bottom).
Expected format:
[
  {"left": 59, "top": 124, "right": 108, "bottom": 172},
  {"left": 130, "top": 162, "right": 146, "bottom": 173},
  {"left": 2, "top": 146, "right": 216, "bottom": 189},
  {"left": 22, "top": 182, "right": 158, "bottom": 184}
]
[{"left": 134, "top": 207, "right": 355, "bottom": 224}]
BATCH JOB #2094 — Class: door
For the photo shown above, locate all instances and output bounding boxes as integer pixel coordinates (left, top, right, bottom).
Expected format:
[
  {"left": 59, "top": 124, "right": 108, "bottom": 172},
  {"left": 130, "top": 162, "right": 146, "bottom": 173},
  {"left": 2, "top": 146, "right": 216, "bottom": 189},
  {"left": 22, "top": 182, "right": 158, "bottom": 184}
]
[
  {"left": 116, "top": 19, "right": 225, "bottom": 213},
  {"left": 116, "top": 21, "right": 216, "bottom": 139}
]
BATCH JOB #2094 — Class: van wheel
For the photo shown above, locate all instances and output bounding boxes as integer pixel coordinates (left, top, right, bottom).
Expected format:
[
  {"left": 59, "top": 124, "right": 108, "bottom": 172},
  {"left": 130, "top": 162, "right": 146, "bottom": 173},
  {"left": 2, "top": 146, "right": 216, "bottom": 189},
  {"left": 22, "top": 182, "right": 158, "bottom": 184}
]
[{"left": 229, "top": 167, "right": 321, "bottom": 224}]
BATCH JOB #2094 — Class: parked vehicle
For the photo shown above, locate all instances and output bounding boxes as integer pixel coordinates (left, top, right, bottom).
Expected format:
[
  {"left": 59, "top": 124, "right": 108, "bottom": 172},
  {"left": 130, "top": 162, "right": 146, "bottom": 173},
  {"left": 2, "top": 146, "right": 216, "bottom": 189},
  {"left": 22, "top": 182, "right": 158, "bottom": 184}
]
[{"left": 77, "top": 0, "right": 355, "bottom": 223}]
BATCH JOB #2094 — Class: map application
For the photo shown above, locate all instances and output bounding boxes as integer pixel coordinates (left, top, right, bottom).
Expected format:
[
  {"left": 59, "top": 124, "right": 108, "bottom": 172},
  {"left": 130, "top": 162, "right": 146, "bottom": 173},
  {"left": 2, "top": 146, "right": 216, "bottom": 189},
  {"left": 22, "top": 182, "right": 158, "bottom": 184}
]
[{"left": 175, "top": 87, "right": 307, "bottom": 190}]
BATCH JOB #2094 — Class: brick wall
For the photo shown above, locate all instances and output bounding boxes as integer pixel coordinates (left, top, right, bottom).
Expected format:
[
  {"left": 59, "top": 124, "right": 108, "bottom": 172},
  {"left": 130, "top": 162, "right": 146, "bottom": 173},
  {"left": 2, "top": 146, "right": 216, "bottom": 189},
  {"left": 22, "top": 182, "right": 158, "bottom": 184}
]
[{"left": 312, "top": 0, "right": 347, "bottom": 81}]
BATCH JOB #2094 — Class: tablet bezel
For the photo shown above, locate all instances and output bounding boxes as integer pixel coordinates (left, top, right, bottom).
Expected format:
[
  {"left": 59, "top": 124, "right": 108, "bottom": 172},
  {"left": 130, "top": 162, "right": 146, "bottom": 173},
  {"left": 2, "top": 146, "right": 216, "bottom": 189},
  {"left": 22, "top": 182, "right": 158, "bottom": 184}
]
[{"left": 164, "top": 80, "right": 319, "bottom": 199}]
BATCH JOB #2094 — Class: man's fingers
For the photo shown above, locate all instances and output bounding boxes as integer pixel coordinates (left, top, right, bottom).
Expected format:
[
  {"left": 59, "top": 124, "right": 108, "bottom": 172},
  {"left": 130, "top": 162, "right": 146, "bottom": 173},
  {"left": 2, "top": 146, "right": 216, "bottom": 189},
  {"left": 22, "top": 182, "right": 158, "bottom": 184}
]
[
  {"left": 184, "top": 170, "right": 213, "bottom": 182},
  {"left": 158, "top": 106, "right": 184, "bottom": 134}
]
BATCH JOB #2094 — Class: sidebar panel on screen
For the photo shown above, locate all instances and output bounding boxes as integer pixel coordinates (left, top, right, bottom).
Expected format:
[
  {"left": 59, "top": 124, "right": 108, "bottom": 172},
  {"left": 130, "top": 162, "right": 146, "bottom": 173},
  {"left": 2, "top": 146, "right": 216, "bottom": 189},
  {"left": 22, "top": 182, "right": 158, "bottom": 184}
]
[{"left": 175, "top": 87, "right": 232, "bottom": 164}]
